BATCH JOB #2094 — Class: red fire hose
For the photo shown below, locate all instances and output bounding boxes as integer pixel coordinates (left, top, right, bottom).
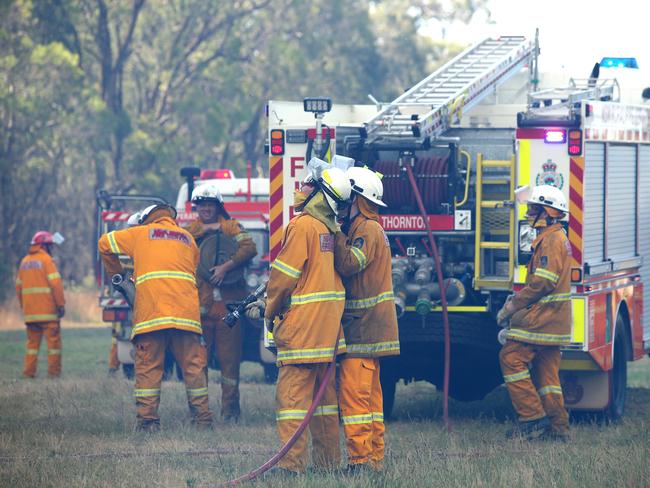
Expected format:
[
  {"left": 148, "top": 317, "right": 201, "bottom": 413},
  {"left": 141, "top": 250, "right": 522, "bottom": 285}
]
[
  {"left": 216, "top": 332, "right": 341, "bottom": 487},
  {"left": 404, "top": 160, "right": 451, "bottom": 432}
]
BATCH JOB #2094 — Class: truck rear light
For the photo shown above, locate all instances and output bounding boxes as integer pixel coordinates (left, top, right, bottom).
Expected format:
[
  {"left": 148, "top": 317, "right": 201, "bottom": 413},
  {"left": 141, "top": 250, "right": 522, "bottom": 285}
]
[
  {"left": 270, "top": 129, "right": 285, "bottom": 155},
  {"left": 103, "top": 309, "right": 128, "bottom": 322},
  {"left": 568, "top": 129, "right": 583, "bottom": 156},
  {"left": 544, "top": 129, "right": 566, "bottom": 143},
  {"left": 571, "top": 268, "right": 583, "bottom": 283}
]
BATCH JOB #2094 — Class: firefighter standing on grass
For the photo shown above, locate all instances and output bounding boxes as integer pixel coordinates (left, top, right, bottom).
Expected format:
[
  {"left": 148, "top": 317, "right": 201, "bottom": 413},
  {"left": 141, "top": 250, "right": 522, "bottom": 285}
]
[
  {"left": 334, "top": 166, "right": 400, "bottom": 473},
  {"left": 99, "top": 204, "right": 213, "bottom": 431},
  {"left": 16, "top": 231, "right": 65, "bottom": 378},
  {"left": 497, "top": 184, "right": 571, "bottom": 441},
  {"left": 264, "top": 159, "right": 351, "bottom": 475},
  {"left": 185, "top": 183, "right": 257, "bottom": 421}
]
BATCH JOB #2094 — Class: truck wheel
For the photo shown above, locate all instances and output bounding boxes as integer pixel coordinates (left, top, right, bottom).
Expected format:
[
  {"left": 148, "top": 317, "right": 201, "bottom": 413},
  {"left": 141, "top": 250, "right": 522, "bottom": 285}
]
[
  {"left": 122, "top": 363, "right": 134, "bottom": 380},
  {"left": 380, "top": 367, "right": 397, "bottom": 420},
  {"left": 605, "top": 316, "right": 628, "bottom": 422},
  {"left": 263, "top": 364, "right": 278, "bottom": 384}
]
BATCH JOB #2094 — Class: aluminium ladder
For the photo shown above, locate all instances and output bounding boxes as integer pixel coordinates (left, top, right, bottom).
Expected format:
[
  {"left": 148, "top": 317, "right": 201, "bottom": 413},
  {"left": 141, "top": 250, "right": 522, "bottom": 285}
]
[
  {"left": 364, "top": 36, "right": 536, "bottom": 143},
  {"left": 523, "top": 78, "right": 619, "bottom": 118}
]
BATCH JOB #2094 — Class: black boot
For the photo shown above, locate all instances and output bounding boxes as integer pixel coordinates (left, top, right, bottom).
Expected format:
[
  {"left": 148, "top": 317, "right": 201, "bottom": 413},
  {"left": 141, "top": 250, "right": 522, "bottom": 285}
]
[{"left": 506, "top": 416, "right": 550, "bottom": 440}]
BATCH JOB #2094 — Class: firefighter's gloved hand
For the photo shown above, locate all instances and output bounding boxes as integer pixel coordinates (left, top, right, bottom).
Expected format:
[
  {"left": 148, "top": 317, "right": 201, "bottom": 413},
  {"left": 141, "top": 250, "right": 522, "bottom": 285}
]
[
  {"left": 245, "top": 299, "right": 266, "bottom": 320},
  {"left": 57, "top": 306, "right": 65, "bottom": 318},
  {"left": 496, "top": 300, "right": 513, "bottom": 328}
]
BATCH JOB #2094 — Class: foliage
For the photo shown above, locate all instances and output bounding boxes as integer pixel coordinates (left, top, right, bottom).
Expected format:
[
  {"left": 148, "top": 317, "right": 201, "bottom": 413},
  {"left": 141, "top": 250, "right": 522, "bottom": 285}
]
[{"left": 0, "top": 0, "right": 487, "bottom": 297}]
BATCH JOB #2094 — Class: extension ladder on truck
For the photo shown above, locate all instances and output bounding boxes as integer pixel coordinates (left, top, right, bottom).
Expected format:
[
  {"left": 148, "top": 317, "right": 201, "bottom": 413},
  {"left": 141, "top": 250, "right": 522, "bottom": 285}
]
[{"left": 364, "top": 36, "right": 536, "bottom": 143}]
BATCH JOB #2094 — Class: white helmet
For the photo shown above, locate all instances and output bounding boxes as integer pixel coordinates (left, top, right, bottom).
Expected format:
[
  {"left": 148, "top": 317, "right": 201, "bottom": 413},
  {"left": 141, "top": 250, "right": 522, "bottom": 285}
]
[
  {"left": 347, "top": 166, "right": 386, "bottom": 207},
  {"left": 319, "top": 167, "right": 352, "bottom": 216},
  {"left": 127, "top": 212, "right": 141, "bottom": 227},
  {"left": 191, "top": 183, "right": 223, "bottom": 204},
  {"left": 527, "top": 185, "right": 569, "bottom": 216},
  {"left": 139, "top": 204, "right": 177, "bottom": 224}
]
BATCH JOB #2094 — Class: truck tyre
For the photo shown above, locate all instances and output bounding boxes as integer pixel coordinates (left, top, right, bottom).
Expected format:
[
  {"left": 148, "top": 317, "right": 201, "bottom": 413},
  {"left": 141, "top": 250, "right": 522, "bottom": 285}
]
[
  {"left": 122, "top": 363, "right": 135, "bottom": 380},
  {"left": 380, "top": 366, "right": 398, "bottom": 419},
  {"left": 263, "top": 364, "right": 278, "bottom": 384},
  {"left": 605, "top": 315, "right": 628, "bottom": 422}
]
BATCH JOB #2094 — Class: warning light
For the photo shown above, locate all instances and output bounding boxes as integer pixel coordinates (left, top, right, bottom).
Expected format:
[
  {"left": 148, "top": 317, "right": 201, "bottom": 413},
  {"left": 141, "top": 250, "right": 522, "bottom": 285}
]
[
  {"left": 303, "top": 97, "right": 332, "bottom": 114},
  {"left": 568, "top": 130, "right": 583, "bottom": 156},
  {"left": 571, "top": 268, "right": 583, "bottom": 283},
  {"left": 201, "top": 169, "right": 234, "bottom": 179},
  {"left": 544, "top": 129, "right": 566, "bottom": 143},
  {"left": 270, "top": 129, "right": 285, "bottom": 156}
]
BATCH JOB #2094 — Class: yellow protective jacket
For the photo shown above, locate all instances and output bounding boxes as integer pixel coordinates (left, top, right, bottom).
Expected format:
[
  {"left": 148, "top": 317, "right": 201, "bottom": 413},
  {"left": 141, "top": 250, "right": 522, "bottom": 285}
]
[
  {"left": 265, "top": 213, "right": 346, "bottom": 365},
  {"left": 15, "top": 245, "right": 65, "bottom": 323},
  {"left": 186, "top": 216, "right": 257, "bottom": 316},
  {"left": 98, "top": 215, "right": 202, "bottom": 338},
  {"left": 334, "top": 215, "right": 400, "bottom": 358},
  {"left": 507, "top": 223, "right": 572, "bottom": 345}
]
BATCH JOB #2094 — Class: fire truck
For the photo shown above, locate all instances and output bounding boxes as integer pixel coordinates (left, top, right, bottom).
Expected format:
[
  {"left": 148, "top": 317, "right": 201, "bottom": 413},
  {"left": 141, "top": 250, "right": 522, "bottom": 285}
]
[
  {"left": 175, "top": 166, "right": 277, "bottom": 381},
  {"left": 267, "top": 35, "right": 650, "bottom": 419}
]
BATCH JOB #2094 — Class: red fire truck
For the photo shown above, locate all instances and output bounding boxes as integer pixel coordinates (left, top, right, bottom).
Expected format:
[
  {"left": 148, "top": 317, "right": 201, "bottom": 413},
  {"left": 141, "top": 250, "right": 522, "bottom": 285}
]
[{"left": 267, "top": 35, "right": 650, "bottom": 419}]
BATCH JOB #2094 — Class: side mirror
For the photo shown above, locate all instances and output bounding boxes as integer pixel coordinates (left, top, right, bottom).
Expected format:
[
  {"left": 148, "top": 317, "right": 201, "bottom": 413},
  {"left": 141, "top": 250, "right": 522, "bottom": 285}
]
[{"left": 180, "top": 166, "right": 201, "bottom": 203}]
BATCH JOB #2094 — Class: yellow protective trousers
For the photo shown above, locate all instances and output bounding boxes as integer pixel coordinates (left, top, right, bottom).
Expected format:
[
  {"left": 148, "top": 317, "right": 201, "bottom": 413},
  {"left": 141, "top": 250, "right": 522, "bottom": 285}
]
[
  {"left": 499, "top": 340, "right": 569, "bottom": 434},
  {"left": 133, "top": 329, "right": 213, "bottom": 427},
  {"left": 339, "top": 358, "right": 385, "bottom": 468},
  {"left": 109, "top": 337, "right": 120, "bottom": 371},
  {"left": 202, "top": 316, "right": 242, "bottom": 419},
  {"left": 275, "top": 363, "right": 340, "bottom": 473},
  {"left": 23, "top": 321, "right": 61, "bottom": 378}
]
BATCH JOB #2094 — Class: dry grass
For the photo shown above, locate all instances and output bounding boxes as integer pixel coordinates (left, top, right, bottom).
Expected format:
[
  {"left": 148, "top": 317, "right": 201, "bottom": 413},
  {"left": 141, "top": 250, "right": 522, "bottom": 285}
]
[
  {"left": 0, "top": 288, "right": 103, "bottom": 330},
  {"left": 0, "top": 328, "right": 649, "bottom": 488}
]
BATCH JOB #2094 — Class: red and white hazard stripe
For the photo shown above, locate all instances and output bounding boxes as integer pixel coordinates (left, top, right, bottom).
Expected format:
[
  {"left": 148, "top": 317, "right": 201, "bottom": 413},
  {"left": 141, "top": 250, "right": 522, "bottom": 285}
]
[
  {"left": 101, "top": 211, "right": 132, "bottom": 222},
  {"left": 100, "top": 297, "right": 129, "bottom": 307}
]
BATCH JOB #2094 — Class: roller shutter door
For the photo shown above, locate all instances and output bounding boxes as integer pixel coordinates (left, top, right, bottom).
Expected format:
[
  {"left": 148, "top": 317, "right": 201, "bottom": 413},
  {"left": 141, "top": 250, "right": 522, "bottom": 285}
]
[{"left": 606, "top": 145, "right": 637, "bottom": 261}]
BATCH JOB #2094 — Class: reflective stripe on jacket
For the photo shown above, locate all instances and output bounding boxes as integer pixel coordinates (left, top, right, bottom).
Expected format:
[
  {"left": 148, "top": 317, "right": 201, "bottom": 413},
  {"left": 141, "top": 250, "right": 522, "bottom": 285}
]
[
  {"left": 186, "top": 217, "right": 257, "bottom": 316},
  {"left": 334, "top": 216, "right": 400, "bottom": 358},
  {"left": 265, "top": 213, "right": 346, "bottom": 365},
  {"left": 98, "top": 216, "right": 201, "bottom": 338},
  {"left": 508, "top": 223, "right": 572, "bottom": 345},
  {"left": 16, "top": 245, "right": 64, "bottom": 324}
]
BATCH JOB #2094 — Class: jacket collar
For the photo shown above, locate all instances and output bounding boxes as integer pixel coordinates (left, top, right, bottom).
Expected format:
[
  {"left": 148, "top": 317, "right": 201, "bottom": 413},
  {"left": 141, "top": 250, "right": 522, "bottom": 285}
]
[{"left": 531, "top": 222, "right": 563, "bottom": 250}]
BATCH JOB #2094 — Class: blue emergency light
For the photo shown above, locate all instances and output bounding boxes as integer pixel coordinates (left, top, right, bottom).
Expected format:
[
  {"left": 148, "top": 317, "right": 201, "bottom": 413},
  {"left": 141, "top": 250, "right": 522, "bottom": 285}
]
[{"left": 600, "top": 57, "right": 639, "bottom": 69}]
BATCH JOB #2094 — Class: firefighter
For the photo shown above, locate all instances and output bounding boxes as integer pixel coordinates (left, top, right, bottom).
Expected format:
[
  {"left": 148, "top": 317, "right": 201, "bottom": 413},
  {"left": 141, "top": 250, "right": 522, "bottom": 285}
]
[
  {"left": 98, "top": 203, "right": 213, "bottom": 431},
  {"left": 185, "top": 183, "right": 257, "bottom": 421},
  {"left": 264, "top": 160, "right": 351, "bottom": 474},
  {"left": 334, "top": 166, "right": 400, "bottom": 472},
  {"left": 16, "top": 231, "right": 65, "bottom": 378},
  {"left": 497, "top": 184, "right": 571, "bottom": 441}
]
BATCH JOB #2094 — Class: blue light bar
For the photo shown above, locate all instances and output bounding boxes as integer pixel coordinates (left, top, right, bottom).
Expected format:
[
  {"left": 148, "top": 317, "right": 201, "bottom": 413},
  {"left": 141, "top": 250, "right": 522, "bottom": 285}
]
[{"left": 600, "top": 57, "right": 639, "bottom": 69}]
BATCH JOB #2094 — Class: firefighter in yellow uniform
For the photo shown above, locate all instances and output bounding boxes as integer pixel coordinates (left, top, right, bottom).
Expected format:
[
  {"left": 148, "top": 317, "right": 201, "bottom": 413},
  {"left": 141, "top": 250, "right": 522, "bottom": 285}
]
[
  {"left": 265, "top": 160, "right": 351, "bottom": 474},
  {"left": 334, "top": 166, "right": 400, "bottom": 472},
  {"left": 16, "top": 231, "right": 65, "bottom": 378},
  {"left": 185, "top": 183, "right": 257, "bottom": 421},
  {"left": 497, "top": 185, "right": 571, "bottom": 441},
  {"left": 99, "top": 204, "right": 213, "bottom": 431}
]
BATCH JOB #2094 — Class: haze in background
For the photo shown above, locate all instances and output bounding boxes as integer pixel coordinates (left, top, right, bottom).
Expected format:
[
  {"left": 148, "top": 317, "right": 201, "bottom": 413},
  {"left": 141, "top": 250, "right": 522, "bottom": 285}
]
[{"left": 424, "top": 0, "right": 647, "bottom": 77}]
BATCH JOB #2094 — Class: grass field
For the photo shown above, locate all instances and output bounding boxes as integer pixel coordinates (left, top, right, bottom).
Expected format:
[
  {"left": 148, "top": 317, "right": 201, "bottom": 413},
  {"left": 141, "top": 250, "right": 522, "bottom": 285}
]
[{"left": 0, "top": 327, "right": 648, "bottom": 488}]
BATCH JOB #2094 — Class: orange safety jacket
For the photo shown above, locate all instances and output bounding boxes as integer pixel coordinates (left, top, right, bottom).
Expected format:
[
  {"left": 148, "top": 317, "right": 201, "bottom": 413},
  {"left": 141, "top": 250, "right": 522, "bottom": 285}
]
[
  {"left": 98, "top": 215, "right": 202, "bottom": 338},
  {"left": 15, "top": 245, "right": 65, "bottom": 323},
  {"left": 186, "top": 216, "right": 257, "bottom": 316},
  {"left": 507, "top": 223, "right": 572, "bottom": 345},
  {"left": 265, "top": 213, "right": 346, "bottom": 364},
  {"left": 334, "top": 215, "right": 400, "bottom": 358}
]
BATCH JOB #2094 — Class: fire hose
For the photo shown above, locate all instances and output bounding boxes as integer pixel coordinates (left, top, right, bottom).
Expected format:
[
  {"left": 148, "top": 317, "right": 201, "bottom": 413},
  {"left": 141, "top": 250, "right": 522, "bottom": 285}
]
[
  {"left": 403, "top": 158, "right": 452, "bottom": 432},
  {"left": 217, "top": 301, "right": 341, "bottom": 486}
]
